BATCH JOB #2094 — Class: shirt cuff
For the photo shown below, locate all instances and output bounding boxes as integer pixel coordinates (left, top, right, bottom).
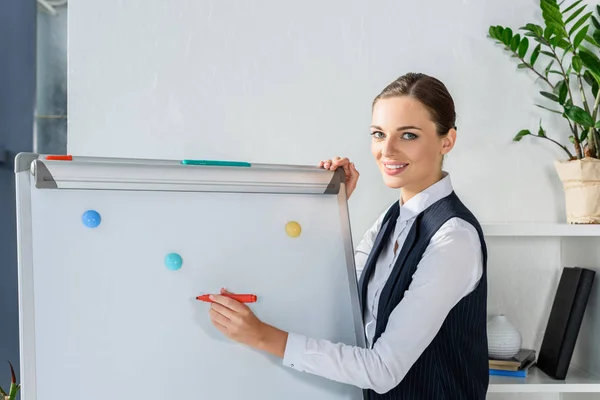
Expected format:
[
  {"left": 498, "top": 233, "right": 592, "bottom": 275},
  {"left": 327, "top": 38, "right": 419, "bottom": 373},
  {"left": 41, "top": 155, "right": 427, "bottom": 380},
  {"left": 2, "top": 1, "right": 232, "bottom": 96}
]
[{"left": 282, "top": 332, "right": 308, "bottom": 371}]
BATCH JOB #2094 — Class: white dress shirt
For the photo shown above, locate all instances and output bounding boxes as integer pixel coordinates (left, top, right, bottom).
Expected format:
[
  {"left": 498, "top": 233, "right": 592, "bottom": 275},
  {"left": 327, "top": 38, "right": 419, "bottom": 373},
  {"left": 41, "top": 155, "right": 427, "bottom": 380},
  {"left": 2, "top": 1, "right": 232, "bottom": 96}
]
[{"left": 282, "top": 172, "right": 483, "bottom": 394}]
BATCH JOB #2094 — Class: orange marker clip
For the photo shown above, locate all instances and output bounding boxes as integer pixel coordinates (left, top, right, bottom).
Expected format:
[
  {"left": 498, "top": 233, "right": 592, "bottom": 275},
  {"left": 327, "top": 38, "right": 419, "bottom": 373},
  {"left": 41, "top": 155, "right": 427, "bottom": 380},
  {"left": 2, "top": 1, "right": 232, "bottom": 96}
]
[
  {"left": 196, "top": 293, "right": 257, "bottom": 303},
  {"left": 46, "top": 155, "right": 73, "bottom": 161}
]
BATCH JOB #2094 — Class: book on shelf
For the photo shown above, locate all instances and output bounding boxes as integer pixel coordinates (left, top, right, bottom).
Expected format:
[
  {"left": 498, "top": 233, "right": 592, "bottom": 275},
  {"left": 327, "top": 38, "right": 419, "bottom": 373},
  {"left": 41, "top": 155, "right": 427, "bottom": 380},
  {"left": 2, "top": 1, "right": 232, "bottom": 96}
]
[
  {"left": 489, "top": 348, "right": 536, "bottom": 377},
  {"left": 490, "top": 358, "right": 536, "bottom": 377},
  {"left": 536, "top": 266, "right": 595, "bottom": 380},
  {"left": 489, "top": 348, "right": 536, "bottom": 371}
]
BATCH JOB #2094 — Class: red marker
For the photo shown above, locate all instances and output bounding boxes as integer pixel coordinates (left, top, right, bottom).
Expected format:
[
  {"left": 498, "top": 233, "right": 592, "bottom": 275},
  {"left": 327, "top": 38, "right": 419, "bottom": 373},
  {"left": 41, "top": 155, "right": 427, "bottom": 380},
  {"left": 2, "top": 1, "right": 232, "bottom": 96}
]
[
  {"left": 196, "top": 293, "right": 257, "bottom": 303},
  {"left": 46, "top": 155, "right": 73, "bottom": 161}
]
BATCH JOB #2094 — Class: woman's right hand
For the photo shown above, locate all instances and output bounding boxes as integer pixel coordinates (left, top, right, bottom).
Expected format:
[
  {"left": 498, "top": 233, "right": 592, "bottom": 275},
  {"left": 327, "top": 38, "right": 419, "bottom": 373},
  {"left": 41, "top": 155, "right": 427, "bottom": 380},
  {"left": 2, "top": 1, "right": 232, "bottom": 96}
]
[{"left": 319, "top": 157, "right": 359, "bottom": 199}]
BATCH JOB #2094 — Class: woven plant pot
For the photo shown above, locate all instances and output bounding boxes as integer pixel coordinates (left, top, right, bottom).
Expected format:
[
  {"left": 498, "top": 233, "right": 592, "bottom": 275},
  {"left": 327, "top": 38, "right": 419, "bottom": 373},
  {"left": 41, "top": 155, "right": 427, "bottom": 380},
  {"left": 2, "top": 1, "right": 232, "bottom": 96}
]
[{"left": 554, "top": 157, "right": 600, "bottom": 224}]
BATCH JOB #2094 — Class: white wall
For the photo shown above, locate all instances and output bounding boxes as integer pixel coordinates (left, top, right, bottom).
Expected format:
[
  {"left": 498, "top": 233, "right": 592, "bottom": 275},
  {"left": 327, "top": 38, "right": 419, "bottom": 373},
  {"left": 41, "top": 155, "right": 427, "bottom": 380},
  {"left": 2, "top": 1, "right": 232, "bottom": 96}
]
[
  {"left": 67, "top": 1, "right": 599, "bottom": 398},
  {"left": 67, "top": 0, "right": 575, "bottom": 239}
]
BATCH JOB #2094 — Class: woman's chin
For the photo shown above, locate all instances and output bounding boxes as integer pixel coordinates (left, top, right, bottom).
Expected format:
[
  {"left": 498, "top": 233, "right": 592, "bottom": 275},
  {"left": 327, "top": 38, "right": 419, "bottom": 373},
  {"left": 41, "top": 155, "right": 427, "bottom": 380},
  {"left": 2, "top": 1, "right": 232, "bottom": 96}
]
[{"left": 381, "top": 175, "right": 406, "bottom": 189}]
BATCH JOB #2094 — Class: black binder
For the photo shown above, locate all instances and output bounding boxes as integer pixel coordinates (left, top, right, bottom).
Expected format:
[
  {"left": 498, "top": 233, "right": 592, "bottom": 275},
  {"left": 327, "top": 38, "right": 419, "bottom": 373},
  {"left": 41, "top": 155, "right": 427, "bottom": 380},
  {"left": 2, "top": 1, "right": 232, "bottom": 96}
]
[{"left": 537, "top": 266, "right": 595, "bottom": 380}]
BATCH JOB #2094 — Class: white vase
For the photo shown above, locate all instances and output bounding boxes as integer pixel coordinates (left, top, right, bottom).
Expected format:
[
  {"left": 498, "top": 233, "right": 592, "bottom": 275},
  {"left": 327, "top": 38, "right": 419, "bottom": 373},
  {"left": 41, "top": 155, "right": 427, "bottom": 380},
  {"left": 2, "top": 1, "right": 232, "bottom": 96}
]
[{"left": 487, "top": 314, "right": 522, "bottom": 359}]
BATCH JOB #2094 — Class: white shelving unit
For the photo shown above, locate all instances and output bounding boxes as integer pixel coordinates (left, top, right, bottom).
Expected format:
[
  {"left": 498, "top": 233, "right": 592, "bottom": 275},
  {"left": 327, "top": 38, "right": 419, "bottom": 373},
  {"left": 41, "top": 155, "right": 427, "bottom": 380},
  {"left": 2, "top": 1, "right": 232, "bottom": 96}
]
[
  {"left": 482, "top": 223, "right": 600, "bottom": 237},
  {"left": 489, "top": 365, "right": 600, "bottom": 393},
  {"left": 482, "top": 222, "right": 600, "bottom": 395}
]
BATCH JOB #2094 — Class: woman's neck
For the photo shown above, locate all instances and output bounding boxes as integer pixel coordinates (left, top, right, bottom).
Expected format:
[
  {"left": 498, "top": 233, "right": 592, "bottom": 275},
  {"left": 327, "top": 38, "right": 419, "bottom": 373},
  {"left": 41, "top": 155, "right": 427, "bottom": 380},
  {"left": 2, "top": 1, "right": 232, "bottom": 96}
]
[{"left": 400, "top": 170, "right": 444, "bottom": 204}]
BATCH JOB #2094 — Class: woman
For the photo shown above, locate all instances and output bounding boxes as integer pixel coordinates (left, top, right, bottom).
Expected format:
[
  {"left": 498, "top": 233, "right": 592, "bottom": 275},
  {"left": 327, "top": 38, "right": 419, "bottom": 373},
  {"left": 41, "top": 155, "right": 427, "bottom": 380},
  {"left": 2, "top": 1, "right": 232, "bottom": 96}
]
[{"left": 208, "top": 72, "right": 489, "bottom": 399}]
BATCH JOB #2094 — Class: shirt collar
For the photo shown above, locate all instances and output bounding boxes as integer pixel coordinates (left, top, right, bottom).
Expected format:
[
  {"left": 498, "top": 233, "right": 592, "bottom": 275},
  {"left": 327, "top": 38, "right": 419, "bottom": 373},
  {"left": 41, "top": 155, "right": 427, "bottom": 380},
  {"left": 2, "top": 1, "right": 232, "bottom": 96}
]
[{"left": 398, "top": 171, "right": 453, "bottom": 224}]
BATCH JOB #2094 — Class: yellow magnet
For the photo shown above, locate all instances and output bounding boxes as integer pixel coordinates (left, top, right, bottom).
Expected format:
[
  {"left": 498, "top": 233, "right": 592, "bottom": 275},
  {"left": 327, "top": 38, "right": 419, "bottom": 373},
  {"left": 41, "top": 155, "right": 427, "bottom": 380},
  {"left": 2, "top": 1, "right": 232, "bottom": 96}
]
[{"left": 285, "top": 221, "right": 301, "bottom": 238}]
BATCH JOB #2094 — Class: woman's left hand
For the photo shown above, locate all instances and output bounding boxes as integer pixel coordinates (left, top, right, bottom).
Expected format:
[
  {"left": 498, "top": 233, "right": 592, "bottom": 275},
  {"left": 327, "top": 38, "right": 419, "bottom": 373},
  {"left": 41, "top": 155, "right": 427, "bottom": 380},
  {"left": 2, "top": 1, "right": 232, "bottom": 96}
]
[{"left": 208, "top": 288, "right": 288, "bottom": 357}]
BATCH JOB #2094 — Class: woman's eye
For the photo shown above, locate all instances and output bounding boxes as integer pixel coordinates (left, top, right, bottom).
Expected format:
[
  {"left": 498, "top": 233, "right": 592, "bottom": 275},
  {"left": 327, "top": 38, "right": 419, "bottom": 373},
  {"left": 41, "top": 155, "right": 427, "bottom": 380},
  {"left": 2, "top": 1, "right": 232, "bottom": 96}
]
[
  {"left": 402, "top": 132, "right": 418, "bottom": 140},
  {"left": 371, "top": 131, "right": 385, "bottom": 139}
]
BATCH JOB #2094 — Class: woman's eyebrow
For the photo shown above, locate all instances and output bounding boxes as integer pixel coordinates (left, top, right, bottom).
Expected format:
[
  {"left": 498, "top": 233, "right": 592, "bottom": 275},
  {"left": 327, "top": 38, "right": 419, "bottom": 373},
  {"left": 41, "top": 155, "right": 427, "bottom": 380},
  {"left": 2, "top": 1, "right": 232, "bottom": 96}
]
[{"left": 370, "top": 125, "right": 422, "bottom": 131}]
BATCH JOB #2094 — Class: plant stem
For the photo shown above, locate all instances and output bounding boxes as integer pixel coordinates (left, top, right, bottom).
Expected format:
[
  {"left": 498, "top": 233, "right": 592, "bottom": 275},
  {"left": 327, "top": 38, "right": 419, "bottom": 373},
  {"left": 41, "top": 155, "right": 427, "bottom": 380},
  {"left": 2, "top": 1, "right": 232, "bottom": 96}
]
[
  {"left": 514, "top": 50, "right": 555, "bottom": 89},
  {"left": 563, "top": 28, "right": 593, "bottom": 114},
  {"left": 589, "top": 89, "right": 600, "bottom": 159},
  {"left": 531, "top": 132, "right": 575, "bottom": 159},
  {"left": 591, "top": 85, "right": 600, "bottom": 120},
  {"left": 548, "top": 44, "right": 583, "bottom": 158},
  {"left": 576, "top": 74, "right": 591, "bottom": 113}
]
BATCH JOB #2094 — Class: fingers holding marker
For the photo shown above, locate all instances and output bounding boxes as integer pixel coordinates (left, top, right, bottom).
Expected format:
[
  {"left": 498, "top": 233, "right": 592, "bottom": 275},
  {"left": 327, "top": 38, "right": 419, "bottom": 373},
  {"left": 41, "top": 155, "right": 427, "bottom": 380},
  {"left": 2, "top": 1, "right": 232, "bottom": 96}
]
[{"left": 210, "top": 294, "right": 247, "bottom": 313}]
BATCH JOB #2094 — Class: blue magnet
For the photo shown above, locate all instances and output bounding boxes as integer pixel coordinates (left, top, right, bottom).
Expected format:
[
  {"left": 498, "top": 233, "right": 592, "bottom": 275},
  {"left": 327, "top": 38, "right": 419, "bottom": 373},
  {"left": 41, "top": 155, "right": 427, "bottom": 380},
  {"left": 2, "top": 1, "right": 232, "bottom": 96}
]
[
  {"left": 165, "top": 253, "right": 183, "bottom": 271},
  {"left": 82, "top": 210, "right": 101, "bottom": 228}
]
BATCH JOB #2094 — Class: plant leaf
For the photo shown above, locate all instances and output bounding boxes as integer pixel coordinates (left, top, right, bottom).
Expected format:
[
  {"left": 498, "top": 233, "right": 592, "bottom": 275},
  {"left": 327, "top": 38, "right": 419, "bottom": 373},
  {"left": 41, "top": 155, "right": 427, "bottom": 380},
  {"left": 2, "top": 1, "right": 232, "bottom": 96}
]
[
  {"left": 541, "top": 91, "right": 561, "bottom": 102},
  {"left": 553, "top": 79, "right": 564, "bottom": 94},
  {"left": 580, "top": 48, "right": 600, "bottom": 81},
  {"left": 569, "top": 12, "right": 593, "bottom": 36},
  {"left": 593, "top": 29, "right": 600, "bottom": 46},
  {"left": 9, "top": 362, "right": 15, "bottom": 384},
  {"left": 559, "top": 79, "right": 569, "bottom": 103},
  {"left": 518, "top": 36, "right": 529, "bottom": 58},
  {"left": 565, "top": 4, "right": 587, "bottom": 25},
  {"left": 592, "top": 15, "right": 600, "bottom": 30},
  {"left": 585, "top": 35, "right": 600, "bottom": 49},
  {"left": 544, "top": 25, "right": 556, "bottom": 40},
  {"left": 595, "top": 120, "right": 600, "bottom": 129},
  {"left": 556, "top": 37, "right": 571, "bottom": 49},
  {"left": 541, "top": 0, "right": 568, "bottom": 37},
  {"left": 565, "top": 104, "right": 595, "bottom": 127},
  {"left": 511, "top": 34, "right": 521, "bottom": 51},
  {"left": 514, "top": 129, "right": 531, "bottom": 141},
  {"left": 0, "top": 385, "right": 7, "bottom": 397},
  {"left": 502, "top": 27, "right": 513, "bottom": 46},
  {"left": 563, "top": 0, "right": 584, "bottom": 14},
  {"left": 518, "top": 63, "right": 528, "bottom": 69},
  {"left": 545, "top": 60, "right": 556, "bottom": 77},
  {"left": 494, "top": 26, "right": 504, "bottom": 40},
  {"left": 574, "top": 25, "right": 589, "bottom": 48},
  {"left": 573, "top": 54, "right": 583, "bottom": 72},
  {"left": 530, "top": 43, "right": 542, "bottom": 66},
  {"left": 536, "top": 104, "right": 564, "bottom": 114},
  {"left": 489, "top": 26, "right": 497, "bottom": 39},
  {"left": 520, "top": 23, "right": 544, "bottom": 37},
  {"left": 584, "top": 69, "right": 596, "bottom": 85},
  {"left": 581, "top": 128, "right": 589, "bottom": 141},
  {"left": 538, "top": 122, "right": 547, "bottom": 137},
  {"left": 534, "top": 24, "right": 544, "bottom": 36}
]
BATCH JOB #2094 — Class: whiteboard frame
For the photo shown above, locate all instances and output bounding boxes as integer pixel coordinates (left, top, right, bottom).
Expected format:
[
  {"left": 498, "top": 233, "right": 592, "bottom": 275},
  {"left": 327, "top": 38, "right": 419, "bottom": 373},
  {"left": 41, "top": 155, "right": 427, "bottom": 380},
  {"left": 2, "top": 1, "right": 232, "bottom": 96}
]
[{"left": 14, "top": 152, "right": 366, "bottom": 400}]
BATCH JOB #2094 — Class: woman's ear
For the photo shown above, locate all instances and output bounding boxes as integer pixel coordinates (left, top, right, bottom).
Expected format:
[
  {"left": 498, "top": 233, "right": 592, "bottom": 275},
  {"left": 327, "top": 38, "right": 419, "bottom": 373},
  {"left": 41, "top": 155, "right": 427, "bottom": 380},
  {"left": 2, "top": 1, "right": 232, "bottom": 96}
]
[{"left": 440, "top": 128, "right": 457, "bottom": 155}]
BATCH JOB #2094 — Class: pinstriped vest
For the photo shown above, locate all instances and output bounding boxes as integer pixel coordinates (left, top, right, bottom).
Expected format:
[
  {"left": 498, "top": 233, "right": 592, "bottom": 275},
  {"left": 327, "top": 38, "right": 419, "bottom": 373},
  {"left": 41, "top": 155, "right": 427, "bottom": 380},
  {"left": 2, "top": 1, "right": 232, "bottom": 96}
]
[{"left": 358, "top": 192, "right": 488, "bottom": 399}]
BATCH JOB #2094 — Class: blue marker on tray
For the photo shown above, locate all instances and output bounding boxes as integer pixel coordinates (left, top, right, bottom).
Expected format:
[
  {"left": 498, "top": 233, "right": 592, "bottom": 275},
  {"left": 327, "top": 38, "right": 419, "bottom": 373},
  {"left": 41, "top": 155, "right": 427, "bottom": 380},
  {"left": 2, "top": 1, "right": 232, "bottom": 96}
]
[{"left": 181, "top": 159, "right": 251, "bottom": 167}]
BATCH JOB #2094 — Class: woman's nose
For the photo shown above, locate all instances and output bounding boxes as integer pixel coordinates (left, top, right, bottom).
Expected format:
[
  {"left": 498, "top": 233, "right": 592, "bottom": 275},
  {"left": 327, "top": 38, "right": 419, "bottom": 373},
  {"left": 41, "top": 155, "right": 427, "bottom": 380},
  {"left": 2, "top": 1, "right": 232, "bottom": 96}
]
[{"left": 381, "top": 139, "right": 397, "bottom": 157}]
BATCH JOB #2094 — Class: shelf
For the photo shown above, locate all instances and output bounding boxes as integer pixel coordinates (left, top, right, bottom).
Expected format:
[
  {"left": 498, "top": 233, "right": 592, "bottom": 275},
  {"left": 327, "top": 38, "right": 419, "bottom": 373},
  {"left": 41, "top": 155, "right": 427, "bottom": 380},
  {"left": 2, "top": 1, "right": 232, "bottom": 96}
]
[
  {"left": 482, "top": 223, "right": 600, "bottom": 237},
  {"left": 489, "top": 365, "right": 600, "bottom": 393}
]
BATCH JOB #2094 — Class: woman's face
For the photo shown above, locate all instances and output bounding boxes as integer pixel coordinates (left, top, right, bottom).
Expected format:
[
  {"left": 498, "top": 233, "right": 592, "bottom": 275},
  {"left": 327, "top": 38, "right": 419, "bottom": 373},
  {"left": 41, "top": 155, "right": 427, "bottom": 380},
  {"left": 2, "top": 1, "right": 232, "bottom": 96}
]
[{"left": 370, "top": 96, "right": 455, "bottom": 200}]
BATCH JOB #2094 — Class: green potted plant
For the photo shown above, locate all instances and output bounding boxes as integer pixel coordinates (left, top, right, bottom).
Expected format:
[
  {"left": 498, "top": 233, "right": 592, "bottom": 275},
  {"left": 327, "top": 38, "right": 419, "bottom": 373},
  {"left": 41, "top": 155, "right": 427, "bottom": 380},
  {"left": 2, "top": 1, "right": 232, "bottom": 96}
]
[
  {"left": 489, "top": 0, "right": 600, "bottom": 223},
  {"left": 0, "top": 362, "right": 20, "bottom": 400}
]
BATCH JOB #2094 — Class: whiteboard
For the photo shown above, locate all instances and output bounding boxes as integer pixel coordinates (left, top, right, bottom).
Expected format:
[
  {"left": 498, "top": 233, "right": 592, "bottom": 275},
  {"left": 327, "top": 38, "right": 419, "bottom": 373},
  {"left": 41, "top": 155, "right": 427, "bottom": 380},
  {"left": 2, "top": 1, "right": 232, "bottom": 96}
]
[{"left": 14, "top": 153, "right": 365, "bottom": 400}]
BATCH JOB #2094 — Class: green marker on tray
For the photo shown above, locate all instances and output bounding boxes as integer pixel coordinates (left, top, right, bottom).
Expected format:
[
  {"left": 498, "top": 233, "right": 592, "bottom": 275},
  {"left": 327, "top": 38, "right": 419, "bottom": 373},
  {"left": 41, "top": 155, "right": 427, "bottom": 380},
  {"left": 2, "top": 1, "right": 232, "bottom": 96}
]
[{"left": 181, "top": 159, "right": 251, "bottom": 167}]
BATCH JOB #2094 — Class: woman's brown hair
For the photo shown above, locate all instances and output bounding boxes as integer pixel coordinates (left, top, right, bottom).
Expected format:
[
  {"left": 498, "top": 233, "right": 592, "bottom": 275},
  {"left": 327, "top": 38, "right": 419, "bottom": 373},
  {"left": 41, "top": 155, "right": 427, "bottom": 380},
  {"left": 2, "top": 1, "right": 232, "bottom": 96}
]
[{"left": 373, "top": 73, "right": 457, "bottom": 136}]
